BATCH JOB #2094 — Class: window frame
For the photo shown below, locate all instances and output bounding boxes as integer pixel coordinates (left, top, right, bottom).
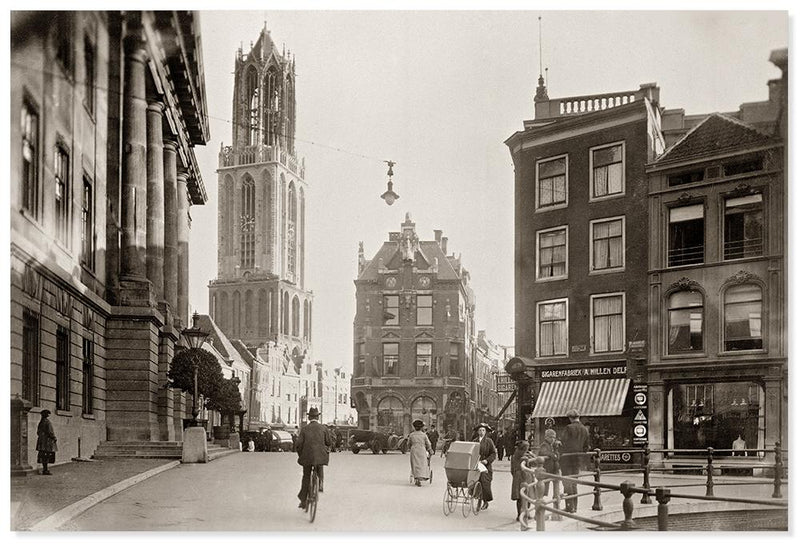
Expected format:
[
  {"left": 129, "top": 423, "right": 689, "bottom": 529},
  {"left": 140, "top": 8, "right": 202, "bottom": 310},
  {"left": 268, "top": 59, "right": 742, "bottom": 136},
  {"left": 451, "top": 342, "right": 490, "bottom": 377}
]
[
  {"left": 56, "top": 325, "right": 71, "bottom": 412},
  {"left": 83, "top": 32, "right": 96, "bottom": 117},
  {"left": 534, "top": 153, "right": 569, "bottom": 211},
  {"left": 589, "top": 141, "right": 626, "bottom": 201},
  {"left": 22, "top": 308, "right": 41, "bottom": 405},
  {"left": 589, "top": 215, "right": 626, "bottom": 274},
  {"left": 590, "top": 292, "right": 626, "bottom": 355},
  {"left": 722, "top": 283, "right": 765, "bottom": 354},
  {"left": 536, "top": 297, "right": 569, "bottom": 358},
  {"left": 722, "top": 192, "right": 764, "bottom": 261},
  {"left": 665, "top": 289, "right": 705, "bottom": 356},
  {"left": 416, "top": 342, "right": 433, "bottom": 377},
  {"left": 82, "top": 337, "right": 94, "bottom": 415},
  {"left": 535, "top": 225, "right": 569, "bottom": 282},
  {"left": 54, "top": 142, "right": 72, "bottom": 246},
  {"left": 382, "top": 342, "right": 399, "bottom": 377},
  {"left": 448, "top": 342, "right": 460, "bottom": 377},
  {"left": 667, "top": 202, "right": 705, "bottom": 268},
  {"left": 21, "top": 95, "right": 41, "bottom": 219},
  {"left": 383, "top": 294, "right": 399, "bottom": 326},
  {"left": 416, "top": 294, "right": 433, "bottom": 326},
  {"left": 80, "top": 174, "right": 95, "bottom": 270}
]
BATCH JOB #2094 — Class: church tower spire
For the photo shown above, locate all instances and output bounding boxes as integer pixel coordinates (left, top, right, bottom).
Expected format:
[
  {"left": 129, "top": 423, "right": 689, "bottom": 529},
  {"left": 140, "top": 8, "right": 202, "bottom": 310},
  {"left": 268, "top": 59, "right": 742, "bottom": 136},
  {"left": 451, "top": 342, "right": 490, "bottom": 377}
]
[{"left": 534, "top": 16, "right": 549, "bottom": 103}]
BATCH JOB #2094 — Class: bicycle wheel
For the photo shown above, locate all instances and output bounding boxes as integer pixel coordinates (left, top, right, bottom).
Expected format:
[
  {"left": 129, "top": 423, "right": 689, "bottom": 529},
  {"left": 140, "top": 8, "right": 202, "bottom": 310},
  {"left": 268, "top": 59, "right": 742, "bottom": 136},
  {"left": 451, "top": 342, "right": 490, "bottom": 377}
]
[
  {"left": 470, "top": 481, "right": 483, "bottom": 515},
  {"left": 307, "top": 470, "right": 319, "bottom": 523}
]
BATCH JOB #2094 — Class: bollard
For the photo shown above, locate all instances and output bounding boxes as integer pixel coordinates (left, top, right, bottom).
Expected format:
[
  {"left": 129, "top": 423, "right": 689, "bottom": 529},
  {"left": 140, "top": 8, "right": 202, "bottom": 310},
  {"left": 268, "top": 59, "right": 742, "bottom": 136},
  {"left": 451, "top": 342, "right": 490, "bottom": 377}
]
[
  {"left": 772, "top": 441, "right": 783, "bottom": 499},
  {"left": 655, "top": 487, "right": 671, "bottom": 531},
  {"left": 551, "top": 466, "right": 563, "bottom": 522},
  {"left": 705, "top": 447, "right": 715, "bottom": 497},
  {"left": 619, "top": 481, "right": 636, "bottom": 530},
  {"left": 518, "top": 483, "right": 531, "bottom": 531},
  {"left": 640, "top": 447, "right": 652, "bottom": 504},
  {"left": 592, "top": 448, "right": 603, "bottom": 511}
]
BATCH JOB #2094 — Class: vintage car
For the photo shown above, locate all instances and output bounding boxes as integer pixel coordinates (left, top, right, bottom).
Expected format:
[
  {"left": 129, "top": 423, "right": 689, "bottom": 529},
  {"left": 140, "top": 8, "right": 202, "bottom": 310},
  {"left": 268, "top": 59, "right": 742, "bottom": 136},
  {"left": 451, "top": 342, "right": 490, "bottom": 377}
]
[
  {"left": 349, "top": 429, "right": 389, "bottom": 454},
  {"left": 271, "top": 430, "right": 295, "bottom": 452}
]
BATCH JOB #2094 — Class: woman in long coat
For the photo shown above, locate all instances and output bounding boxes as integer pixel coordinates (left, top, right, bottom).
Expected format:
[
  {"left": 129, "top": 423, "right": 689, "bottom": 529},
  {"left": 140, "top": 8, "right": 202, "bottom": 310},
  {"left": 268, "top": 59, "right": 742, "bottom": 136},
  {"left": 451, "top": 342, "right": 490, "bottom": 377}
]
[
  {"left": 409, "top": 419, "right": 432, "bottom": 486},
  {"left": 36, "top": 409, "right": 57, "bottom": 475},
  {"left": 473, "top": 423, "right": 497, "bottom": 510},
  {"left": 510, "top": 440, "right": 535, "bottom": 519}
]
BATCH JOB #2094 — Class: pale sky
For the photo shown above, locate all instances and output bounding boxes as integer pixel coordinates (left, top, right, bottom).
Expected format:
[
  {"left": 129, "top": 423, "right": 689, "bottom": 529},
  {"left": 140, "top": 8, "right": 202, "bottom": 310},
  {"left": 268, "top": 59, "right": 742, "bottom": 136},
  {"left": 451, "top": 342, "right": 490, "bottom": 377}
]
[{"left": 187, "top": 9, "right": 788, "bottom": 373}]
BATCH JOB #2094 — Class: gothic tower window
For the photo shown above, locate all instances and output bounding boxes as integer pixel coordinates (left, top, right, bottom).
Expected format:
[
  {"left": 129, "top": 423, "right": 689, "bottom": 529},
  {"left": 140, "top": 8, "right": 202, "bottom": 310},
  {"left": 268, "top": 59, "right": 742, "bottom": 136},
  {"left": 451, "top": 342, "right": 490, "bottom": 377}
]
[
  {"left": 245, "top": 289, "right": 254, "bottom": 329},
  {"left": 299, "top": 186, "right": 305, "bottom": 287},
  {"left": 286, "top": 76, "right": 295, "bottom": 153},
  {"left": 287, "top": 182, "right": 296, "bottom": 278},
  {"left": 258, "top": 289, "right": 268, "bottom": 337},
  {"left": 264, "top": 67, "right": 279, "bottom": 147},
  {"left": 282, "top": 291, "right": 289, "bottom": 335},
  {"left": 292, "top": 295, "right": 300, "bottom": 337},
  {"left": 240, "top": 175, "right": 256, "bottom": 269},
  {"left": 233, "top": 290, "right": 241, "bottom": 337},
  {"left": 245, "top": 66, "right": 259, "bottom": 146}
]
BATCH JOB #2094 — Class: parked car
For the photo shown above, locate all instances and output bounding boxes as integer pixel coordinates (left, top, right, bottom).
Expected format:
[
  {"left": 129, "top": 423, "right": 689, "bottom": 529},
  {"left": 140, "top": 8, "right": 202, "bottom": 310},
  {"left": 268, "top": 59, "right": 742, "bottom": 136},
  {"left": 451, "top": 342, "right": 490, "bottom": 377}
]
[
  {"left": 349, "top": 429, "right": 389, "bottom": 454},
  {"left": 271, "top": 430, "right": 294, "bottom": 452}
]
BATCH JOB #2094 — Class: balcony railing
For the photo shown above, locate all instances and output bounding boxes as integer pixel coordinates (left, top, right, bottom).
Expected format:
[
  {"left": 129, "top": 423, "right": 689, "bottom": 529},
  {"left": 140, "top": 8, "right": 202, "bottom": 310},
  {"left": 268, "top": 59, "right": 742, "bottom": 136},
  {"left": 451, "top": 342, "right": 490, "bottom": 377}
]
[
  {"left": 219, "top": 143, "right": 305, "bottom": 178},
  {"left": 724, "top": 237, "right": 764, "bottom": 260},
  {"left": 668, "top": 245, "right": 704, "bottom": 267},
  {"left": 532, "top": 84, "right": 659, "bottom": 122}
]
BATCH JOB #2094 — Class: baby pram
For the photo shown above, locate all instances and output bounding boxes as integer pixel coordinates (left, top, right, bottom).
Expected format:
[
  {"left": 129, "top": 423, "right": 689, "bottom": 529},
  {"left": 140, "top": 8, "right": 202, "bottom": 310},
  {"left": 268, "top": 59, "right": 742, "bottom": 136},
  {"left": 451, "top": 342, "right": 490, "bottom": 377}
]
[{"left": 442, "top": 441, "right": 483, "bottom": 517}]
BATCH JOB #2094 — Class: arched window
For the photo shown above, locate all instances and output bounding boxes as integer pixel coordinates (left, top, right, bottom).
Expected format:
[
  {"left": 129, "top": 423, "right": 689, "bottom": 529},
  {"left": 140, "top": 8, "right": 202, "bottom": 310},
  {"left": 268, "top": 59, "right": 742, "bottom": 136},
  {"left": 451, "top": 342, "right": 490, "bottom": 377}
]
[
  {"left": 411, "top": 396, "right": 438, "bottom": 430},
  {"left": 240, "top": 175, "right": 256, "bottom": 269},
  {"left": 269, "top": 288, "right": 275, "bottom": 334},
  {"left": 282, "top": 291, "right": 289, "bottom": 335},
  {"left": 286, "top": 76, "right": 295, "bottom": 152},
  {"left": 291, "top": 295, "right": 300, "bottom": 337},
  {"left": 287, "top": 182, "right": 296, "bottom": 278},
  {"left": 245, "top": 289, "right": 254, "bottom": 330},
  {"left": 219, "top": 292, "right": 229, "bottom": 332},
  {"left": 299, "top": 187, "right": 305, "bottom": 286},
  {"left": 303, "top": 299, "right": 309, "bottom": 339},
  {"left": 233, "top": 291, "right": 241, "bottom": 337},
  {"left": 264, "top": 66, "right": 279, "bottom": 146},
  {"left": 667, "top": 290, "right": 703, "bottom": 354},
  {"left": 377, "top": 396, "right": 404, "bottom": 431},
  {"left": 245, "top": 66, "right": 259, "bottom": 146},
  {"left": 724, "top": 284, "right": 763, "bottom": 351},
  {"left": 258, "top": 289, "right": 268, "bottom": 337},
  {"left": 280, "top": 175, "right": 286, "bottom": 276}
]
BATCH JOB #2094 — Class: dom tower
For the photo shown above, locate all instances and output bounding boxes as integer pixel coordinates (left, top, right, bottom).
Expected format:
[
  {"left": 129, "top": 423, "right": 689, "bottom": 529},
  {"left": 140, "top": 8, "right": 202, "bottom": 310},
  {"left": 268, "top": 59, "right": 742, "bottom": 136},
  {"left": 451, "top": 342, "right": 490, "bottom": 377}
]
[{"left": 209, "top": 25, "right": 312, "bottom": 369}]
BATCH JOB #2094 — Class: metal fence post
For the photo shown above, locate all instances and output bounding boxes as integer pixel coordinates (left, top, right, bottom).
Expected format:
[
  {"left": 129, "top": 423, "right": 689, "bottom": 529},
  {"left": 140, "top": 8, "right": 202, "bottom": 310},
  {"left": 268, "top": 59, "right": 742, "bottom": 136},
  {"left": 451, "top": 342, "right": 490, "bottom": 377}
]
[
  {"left": 772, "top": 441, "right": 783, "bottom": 499},
  {"left": 592, "top": 448, "right": 603, "bottom": 511},
  {"left": 705, "top": 447, "right": 715, "bottom": 497},
  {"left": 655, "top": 487, "right": 671, "bottom": 531},
  {"left": 641, "top": 447, "right": 652, "bottom": 504},
  {"left": 551, "top": 463, "right": 563, "bottom": 522},
  {"left": 620, "top": 481, "right": 636, "bottom": 530},
  {"left": 534, "top": 458, "right": 547, "bottom": 531}
]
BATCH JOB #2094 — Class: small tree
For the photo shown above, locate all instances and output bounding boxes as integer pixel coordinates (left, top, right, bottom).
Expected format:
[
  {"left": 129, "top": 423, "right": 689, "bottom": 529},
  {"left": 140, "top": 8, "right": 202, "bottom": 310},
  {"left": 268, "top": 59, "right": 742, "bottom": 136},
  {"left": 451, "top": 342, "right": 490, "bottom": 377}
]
[
  {"left": 168, "top": 348, "right": 224, "bottom": 401},
  {"left": 206, "top": 377, "right": 243, "bottom": 417}
]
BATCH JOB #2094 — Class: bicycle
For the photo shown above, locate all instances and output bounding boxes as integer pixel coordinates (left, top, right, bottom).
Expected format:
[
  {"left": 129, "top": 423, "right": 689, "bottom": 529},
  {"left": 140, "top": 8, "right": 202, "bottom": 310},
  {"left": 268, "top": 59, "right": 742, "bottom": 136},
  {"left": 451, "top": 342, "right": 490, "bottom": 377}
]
[{"left": 305, "top": 466, "right": 320, "bottom": 522}]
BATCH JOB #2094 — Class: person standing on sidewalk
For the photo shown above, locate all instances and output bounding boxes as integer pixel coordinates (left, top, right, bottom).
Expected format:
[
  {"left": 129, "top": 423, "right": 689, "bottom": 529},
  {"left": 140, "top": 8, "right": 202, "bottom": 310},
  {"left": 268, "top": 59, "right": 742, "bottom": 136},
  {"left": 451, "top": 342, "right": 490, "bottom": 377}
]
[
  {"left": 510, "top": 440, "right": 534, "bottom": 520},
  {"left": 537, "top": 429, "right": 562, "bottom": 497},
  {"left": 36, "top": 409, "right": 57, "bottom": 475},
  {"left": 295, "top": 407, "right": 333, "bottom": 510},
  {"left": 560, "top": 409, "right": 590, "bottom": 513}
]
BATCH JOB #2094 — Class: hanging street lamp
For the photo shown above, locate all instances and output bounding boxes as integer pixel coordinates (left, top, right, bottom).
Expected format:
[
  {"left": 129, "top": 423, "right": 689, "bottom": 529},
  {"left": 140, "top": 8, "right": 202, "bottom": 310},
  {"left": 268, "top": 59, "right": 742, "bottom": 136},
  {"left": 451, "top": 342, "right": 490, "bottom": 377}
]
[{"left": 381, "top": 160, "right": 399, "bottom": 205}]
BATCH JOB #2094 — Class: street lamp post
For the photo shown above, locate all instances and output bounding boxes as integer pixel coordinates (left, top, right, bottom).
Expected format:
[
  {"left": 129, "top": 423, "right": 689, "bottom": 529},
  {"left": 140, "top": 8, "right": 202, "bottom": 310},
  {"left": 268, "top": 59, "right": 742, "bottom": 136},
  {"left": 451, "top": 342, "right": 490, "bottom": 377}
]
[
  {"left": 182, "top": 311, "right": 209, "bottom": 427},
  {"left": 334, "top": 367, "right": 341, "bottom": 424}
]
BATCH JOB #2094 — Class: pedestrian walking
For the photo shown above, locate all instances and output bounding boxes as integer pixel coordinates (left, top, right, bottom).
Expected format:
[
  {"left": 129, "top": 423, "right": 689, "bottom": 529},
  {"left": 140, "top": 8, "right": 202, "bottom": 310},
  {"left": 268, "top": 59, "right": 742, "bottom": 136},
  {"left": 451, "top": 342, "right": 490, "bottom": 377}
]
[
  {"left": 441, "top": 426, "right": 457, "bottom": 457},
  {"left": 36, "top": 409, "right": 57, "bottom": 475},
  {"left": 496, "top": 430, "right": 506, "bottom": 461},
  {"left": 510, "top": 440, "right": 534, "bottom": 520},
  {"left": 560, "top": 409, "right": 590, "bottom": 513},
  {"left": 537, "top": 429, "right": 562, "bottom": 497},
  {"left": 504, "top": 429, "right": 515, "bottom": 460},
  {"left": 409, "top": 419, "right": 433, "bottom": 486},
  {"left": 295, "top": 407, "right": 333, "bottom": 510},
  {"left": 472, "top": 422, "right": 497, "bottom": 510},
  {"left": 427, "top": 427, "right": 439, "bottom": 455}
]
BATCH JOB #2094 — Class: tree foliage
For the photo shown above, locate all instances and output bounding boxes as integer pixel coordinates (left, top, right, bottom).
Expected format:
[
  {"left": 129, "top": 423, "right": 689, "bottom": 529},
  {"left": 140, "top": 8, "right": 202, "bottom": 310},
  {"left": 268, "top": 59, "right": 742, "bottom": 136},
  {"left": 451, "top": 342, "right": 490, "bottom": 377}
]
[
  {"left": 206, "top": 377, "right": 243, "bottom": 416},
  {"left": 168, "top": 348, "right": 224, "bottom": 399}
]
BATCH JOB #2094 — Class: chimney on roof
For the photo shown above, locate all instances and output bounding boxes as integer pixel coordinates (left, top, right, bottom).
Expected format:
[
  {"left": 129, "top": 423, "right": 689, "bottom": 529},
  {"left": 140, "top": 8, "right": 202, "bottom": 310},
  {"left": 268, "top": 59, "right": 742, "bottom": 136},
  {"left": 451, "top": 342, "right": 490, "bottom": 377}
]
[
  {"left": 434, "top": 229, "right": 442, "bottom": 244},
  {"left": 441, "top": 236, "right": 448, "bottom": 255},
  {"left": 639, "top": 82, "right": 660, "bottom": 106}
]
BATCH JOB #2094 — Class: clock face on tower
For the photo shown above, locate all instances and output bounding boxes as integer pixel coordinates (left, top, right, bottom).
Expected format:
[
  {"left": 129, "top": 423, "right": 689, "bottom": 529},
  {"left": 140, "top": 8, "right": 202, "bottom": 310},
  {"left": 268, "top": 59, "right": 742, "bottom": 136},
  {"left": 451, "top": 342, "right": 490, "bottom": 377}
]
[
  {"left": 240, "top": 215, "right": 255, "bottom": 231},
  {"left": 386, "top": 276, "right": 397, "bottom": 288},
  {"left": 419, "top": 276, "right": 430, "bottom": 288}
]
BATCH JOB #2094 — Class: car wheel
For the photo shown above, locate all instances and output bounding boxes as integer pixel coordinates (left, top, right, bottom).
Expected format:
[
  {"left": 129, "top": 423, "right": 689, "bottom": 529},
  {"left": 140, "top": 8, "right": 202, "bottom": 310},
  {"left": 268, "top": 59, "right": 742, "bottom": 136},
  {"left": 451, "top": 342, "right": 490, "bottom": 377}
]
[{"left": 352, "top": 447, "right": 360, "bottom": 454}]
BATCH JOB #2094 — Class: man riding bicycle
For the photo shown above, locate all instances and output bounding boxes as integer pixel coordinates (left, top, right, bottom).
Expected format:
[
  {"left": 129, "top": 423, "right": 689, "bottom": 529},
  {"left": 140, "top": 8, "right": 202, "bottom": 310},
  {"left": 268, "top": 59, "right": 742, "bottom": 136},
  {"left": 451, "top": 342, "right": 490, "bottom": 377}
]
[{"left": 296, "top": 407, "right": 333, "bottom": 510}]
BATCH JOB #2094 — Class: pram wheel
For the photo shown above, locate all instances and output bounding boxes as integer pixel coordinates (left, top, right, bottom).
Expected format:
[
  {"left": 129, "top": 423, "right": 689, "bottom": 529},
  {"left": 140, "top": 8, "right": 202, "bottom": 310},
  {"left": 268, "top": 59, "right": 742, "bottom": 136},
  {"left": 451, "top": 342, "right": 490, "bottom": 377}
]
[
  {"left": 442, "top": 484, "right": 456, "bottom": 515},
  {"left": 469, "top": 481, "right": 483, "bottom": 515}
]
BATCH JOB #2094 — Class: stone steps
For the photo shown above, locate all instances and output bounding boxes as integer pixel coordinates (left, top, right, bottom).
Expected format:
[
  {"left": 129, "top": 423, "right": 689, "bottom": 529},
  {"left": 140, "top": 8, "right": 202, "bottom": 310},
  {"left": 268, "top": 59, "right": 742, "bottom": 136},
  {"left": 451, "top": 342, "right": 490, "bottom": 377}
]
[{"left": 93, "top": 440, "right": 235, "bottom": 460}]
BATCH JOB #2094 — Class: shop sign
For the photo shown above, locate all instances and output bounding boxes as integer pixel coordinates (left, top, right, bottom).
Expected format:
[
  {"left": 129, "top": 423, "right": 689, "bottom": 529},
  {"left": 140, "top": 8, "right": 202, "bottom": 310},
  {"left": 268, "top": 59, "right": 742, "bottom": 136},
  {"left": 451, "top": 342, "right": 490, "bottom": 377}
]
[
  {"left": 540, "top": 365, "right": 627, "bottom": 380},
  {"left": 600, "top": 452, "right": 632, "bottom": 463},
  {"left": 495, "top": 374, "right": 516, "bottom": 393},
  {"left": 634, "top": 392, "right": 647, "bottom": 406},
  {"left": 632, "top": 383, "right": 648, "bottom": 445}
]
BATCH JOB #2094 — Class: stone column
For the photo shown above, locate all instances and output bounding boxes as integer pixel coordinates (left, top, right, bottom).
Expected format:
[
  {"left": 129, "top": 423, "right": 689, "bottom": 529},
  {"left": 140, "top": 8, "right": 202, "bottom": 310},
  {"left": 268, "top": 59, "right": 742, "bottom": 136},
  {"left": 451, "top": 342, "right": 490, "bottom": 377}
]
[
  {"left": 163, "top": 140, "right": 179, "bottom": 313},
  {"left": 176, "top": 170, "right": 190, "bottom": 326},
  {"left": 119, "top": 32, "right": 150, "bottom": 302},
  {"left": 146, "top": 101, "right": 165, "bottom": 302}
]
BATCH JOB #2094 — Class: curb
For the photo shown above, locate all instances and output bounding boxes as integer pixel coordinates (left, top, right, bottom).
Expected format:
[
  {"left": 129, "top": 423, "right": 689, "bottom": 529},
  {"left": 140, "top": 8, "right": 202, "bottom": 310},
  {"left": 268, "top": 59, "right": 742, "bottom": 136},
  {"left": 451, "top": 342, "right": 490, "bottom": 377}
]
[{"left": 28, "top": 460, "right": 180, "bottom": 531}]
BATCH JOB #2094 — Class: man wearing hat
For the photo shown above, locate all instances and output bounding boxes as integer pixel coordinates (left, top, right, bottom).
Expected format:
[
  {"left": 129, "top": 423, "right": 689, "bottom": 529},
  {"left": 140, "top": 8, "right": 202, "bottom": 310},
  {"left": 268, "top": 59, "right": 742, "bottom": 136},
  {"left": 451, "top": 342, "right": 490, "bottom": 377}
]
[
  {"left": 473, "top": 422, "right": 497, "bottom": 510},
  {"left": 295, "top": 407, "right": 333, "bottom": 509},
  {"left": 560, "top": 409, "right": 590, "bottom": 513},
  {"left": 36, "top": 409, "right": 57, "bottom": 475}
]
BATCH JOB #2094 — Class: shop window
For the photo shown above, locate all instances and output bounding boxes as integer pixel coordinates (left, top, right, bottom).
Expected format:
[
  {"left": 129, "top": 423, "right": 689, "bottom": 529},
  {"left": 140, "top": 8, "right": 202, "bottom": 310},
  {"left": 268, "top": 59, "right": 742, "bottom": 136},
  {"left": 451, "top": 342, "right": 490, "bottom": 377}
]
[
  {"left": 416, "top": 342, "right": 432, "bottom": 376},
  {"left": 667, "top": 290, "right": 704, "bottom": 354},
  {"left": 383, "top": 295, "right": 399, "bottom": 325},
  {"left": 536, "top": 155, "right": 567, "bottom": 209},
  {"left": 377, "top": 396, "right": 404, "bottom": 431},
  {"left": 382, "top": 342, "right": 399, "bottom": 376},
  {"left": 671, "top": 381, "right": 763, "bottom": 452},
  {"left": 21, "top": 98, "right": 40, "bottom": 218},
  {"left": 591, "top": 293, "right": 625, "bottom": 353},
  {"left": 56, "top": 326, "right": 70, "bottom": 411},
  {"left": 590, "top": 142, "right": 624, "bottom": 199},
  {"left": 538, "top": 299, "right": 568, "bottom": 357},
  {"left": 411, "top": 396, "right": 437, "bottom": 429},
  {"left": 724, "top": 194, "right": 763, "bottom": 260},
  {"left": 668, "top": 204, "right": 704, "bottom": 266},
  {"left": 537, "top": 227, "right": 567, "bottom": 280},
  {"left": 416, "top": 295, "right": 432, "bottom": 325},
  {"left": 590, "top": 217, "right": 624, "bottom": 272},
  {"left": 724, "top": 284, "right": 763, "bottom": 351}
]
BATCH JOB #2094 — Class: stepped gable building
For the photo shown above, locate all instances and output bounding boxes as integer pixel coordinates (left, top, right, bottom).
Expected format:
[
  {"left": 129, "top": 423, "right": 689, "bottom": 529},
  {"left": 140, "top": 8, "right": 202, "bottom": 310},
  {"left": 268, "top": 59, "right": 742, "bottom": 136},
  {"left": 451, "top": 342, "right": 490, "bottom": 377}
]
[
  {"left": 645, "top": 50, "right": 787, "bottom": 461},
  {"left": 352, "top": 214, "right": 478, "bottom": 437},
  {"left": 208, "top": 24, "right": 312, "bottom": 376},
  {"left": 11, "top": 11, "right": 210, "bottom": 472},
  {"left": 505, "top": 77, "right": 664, "bottom": 446}
]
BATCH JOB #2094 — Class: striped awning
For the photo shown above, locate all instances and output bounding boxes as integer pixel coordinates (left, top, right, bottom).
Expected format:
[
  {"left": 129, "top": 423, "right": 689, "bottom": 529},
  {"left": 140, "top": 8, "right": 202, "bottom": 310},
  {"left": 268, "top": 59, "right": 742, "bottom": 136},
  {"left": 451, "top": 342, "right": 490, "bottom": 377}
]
[{"left": 532, "top": 378, "right": 631, "bottom": 418}]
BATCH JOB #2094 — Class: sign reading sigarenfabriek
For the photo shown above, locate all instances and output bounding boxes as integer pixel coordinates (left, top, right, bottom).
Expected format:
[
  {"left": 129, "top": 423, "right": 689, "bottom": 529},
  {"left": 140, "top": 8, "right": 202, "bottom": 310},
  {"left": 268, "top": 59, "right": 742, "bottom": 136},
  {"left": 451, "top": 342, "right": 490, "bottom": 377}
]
[{"left": 540, "top": 365, "right": 627, "bottom": 379}]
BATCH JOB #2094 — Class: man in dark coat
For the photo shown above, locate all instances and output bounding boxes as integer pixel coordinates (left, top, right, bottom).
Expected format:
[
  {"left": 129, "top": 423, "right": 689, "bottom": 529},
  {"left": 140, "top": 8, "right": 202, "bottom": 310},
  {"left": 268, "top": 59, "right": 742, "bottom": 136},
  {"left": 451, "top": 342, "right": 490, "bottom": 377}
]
[
  {"left": 296, "top": 407, "right": 333, "bottom": 509},
  {"left": 427, "top": 428, "right": 439, "bottom": 454},
  {"left": 36, "top": 409, "right": 57, "bottom": 475},
  {"left": 473, "top": 423, "right": 497, "bottom": 510},
  {"left": 505, "top": 429, "right": 515, "bottom": 460},
  {"left": 537, "top": 429, "right": 562, "bottom": 497},
  {"left": 560, "top": 409, "right": 591, "bottom": 513},
  {"left": 496, "top": 430, "right": 506, "bottom": 461}
]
